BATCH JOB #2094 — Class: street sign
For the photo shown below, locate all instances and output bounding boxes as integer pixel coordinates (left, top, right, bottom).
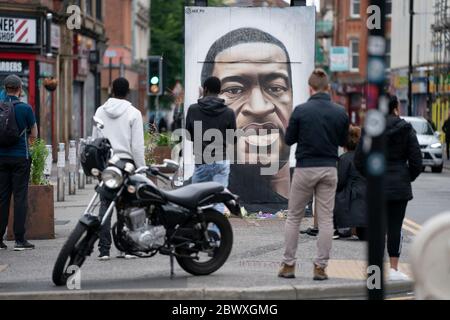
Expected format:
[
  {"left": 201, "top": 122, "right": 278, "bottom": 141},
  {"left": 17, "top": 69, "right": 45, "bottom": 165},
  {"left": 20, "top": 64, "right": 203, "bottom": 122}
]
[
  {"left": 0, "top": 17, "right": 37, "bottom": 44},
  {"left": 330, "top": 47, "right": 350, "bottom": 72},
  {"left": 105, "top": 50, "right": 117, "bottom": 58},
  {"left": 148, "top": 56, "right": 163, "bottom": 96}
]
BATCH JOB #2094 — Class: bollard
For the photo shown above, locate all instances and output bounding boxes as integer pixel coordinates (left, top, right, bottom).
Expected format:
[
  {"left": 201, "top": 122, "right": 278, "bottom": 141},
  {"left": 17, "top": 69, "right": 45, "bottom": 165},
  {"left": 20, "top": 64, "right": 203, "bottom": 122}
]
[
  {"left": 68, "top": 140, "right": 77, "bottom": 195},
  {"left": 44, "top": 145, "right": 53, "bottom": 183},
  {"left": 57, "top": 143, "right": 66, "bottom": 202},
  {"left": 85, "top": 136, "right": 93, "bottom": 185},
  {"left": 78, "top": 139, "right": 86, "bottom": 189}
]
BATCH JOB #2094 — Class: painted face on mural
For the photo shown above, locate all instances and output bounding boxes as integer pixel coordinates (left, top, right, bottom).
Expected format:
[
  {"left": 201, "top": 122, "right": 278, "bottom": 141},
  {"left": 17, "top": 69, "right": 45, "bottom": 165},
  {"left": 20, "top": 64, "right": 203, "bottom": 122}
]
[{"left": 211, "top": 42, "right": 293, "bottom": 166}]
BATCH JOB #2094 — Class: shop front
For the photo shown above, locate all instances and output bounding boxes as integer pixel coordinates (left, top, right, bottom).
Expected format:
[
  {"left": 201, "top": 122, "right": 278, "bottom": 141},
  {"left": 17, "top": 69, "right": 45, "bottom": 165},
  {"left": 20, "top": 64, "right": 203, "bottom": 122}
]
[
  {"left": 0, "top": 14, "right": 59, "bottom": 150},
  {"left": 73, "top": 33, "right": 101, "bottom": 140},
  {"left": 0, "top": 55, "right": 35, "bottom": 106}
]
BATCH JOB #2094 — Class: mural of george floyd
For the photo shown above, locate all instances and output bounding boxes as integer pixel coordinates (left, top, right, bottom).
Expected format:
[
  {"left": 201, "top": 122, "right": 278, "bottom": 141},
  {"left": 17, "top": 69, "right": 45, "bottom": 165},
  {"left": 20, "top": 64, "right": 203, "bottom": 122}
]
[{"left": 184, "top": 6, "right": 316, "bottom": 212}]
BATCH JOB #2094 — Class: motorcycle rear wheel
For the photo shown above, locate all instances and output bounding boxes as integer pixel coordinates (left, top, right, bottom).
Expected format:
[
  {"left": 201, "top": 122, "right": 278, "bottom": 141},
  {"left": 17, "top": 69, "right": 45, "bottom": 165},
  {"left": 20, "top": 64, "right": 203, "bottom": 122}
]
[
  {"left": 52, "top": 222, "right": 95, "bottom": 286},
  {"left": 176, "top": 210, "right": 233, "bottom": 276}
]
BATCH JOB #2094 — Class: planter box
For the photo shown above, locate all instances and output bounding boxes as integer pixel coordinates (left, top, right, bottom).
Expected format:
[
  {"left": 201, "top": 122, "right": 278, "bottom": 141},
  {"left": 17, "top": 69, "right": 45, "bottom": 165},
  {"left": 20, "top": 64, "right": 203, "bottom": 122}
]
[
  {"left": 7, "top": 185, "right": 55, "bottom": 240},
  {"left": 153, "top": 146, "right": 172, "bottom": 169}
]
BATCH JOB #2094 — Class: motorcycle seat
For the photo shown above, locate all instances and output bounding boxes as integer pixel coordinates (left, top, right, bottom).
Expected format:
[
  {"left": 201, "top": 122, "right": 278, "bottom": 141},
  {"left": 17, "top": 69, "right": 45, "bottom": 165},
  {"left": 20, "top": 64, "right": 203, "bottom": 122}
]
[{"left": 162, "top": 182, "right": 224, "bottom": 209}]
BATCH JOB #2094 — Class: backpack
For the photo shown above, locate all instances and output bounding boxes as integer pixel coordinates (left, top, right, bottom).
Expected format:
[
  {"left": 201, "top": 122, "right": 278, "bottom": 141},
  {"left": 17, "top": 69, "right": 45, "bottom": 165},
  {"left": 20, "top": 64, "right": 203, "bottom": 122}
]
[
  {"left": 80, "top": 138, "right": 112, "bottom": 176},
  {"left": 0, "top": 100, "right": 22, "bottom": 148}
]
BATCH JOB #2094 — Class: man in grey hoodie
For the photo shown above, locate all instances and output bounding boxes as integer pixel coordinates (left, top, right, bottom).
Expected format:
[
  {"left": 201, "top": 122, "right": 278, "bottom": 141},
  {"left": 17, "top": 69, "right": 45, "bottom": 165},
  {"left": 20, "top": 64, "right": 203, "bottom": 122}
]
[{"left": 92, "top": 77, "right": 145, "bottom": 260}]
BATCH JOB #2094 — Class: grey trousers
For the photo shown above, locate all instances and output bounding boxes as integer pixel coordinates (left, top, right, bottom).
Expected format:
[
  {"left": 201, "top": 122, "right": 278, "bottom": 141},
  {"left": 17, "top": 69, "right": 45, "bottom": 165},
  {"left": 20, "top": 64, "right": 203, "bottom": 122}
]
[{"left": 283, "top": 167, "right": 338, "bottom": 269}]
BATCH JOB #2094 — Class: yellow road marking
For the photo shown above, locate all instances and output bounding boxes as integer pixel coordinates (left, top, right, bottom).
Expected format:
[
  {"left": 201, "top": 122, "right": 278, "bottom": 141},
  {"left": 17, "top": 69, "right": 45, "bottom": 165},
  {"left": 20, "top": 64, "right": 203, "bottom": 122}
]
[
  {"left": 402, "top": 218, "right": 422, "bottom": 235},
  {"left": 402, "top": 224, "right": 419, "bottom": 235},
  {"left": 387, "top": 295, "right": 415, "bottom": 300},
  {"left": 403, "top": 218, "right": 422, "bottom": 230}
]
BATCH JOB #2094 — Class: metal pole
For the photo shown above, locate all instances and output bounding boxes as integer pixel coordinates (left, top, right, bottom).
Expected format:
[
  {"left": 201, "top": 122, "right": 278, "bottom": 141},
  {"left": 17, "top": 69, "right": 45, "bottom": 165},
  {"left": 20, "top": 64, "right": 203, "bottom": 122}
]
[
  {"left": 68, "top": 140, "right": 77, "bottom": 195},
  {"left": 44, "top": 145, "right": 53, "bottom": 183},
  {"left": 57, "top": 143, "right": 66, "bottom": 202},
  {"left": 194, "top": 0, "right": 208, "bottom": 5},
  {"left": 86, "top": 136, "right": 93, "bottom": 185},
  {"left": 109, "top": 57, "right": 113, "bottom": 97},
  {"left": 156, "top": 95, "right": 160, "bottom": 131},
  {"left": 78, "top": 139, "right": 86, "bottom": 189},
  {"left": 46, "top": 13, "right": 53, "bottom": 58},
  {"left": 408, "top": 0, "right": 414, "bottom": 116},
  {"left": 290, "top": 0, "right": 307, "bottom": 6},
  {"left": 366, "top": 0, "right": 387, "bottom": 300}
]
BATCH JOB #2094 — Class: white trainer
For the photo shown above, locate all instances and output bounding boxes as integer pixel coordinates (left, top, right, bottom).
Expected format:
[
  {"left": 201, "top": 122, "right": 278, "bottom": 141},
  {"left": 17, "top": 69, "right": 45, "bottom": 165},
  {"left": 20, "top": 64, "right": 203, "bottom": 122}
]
[
  {"left": 98, "top": 255, "right": 111, "bottom": 261},
  {"left": 388, "top": 268, "right": 410, "bottom": 281}
]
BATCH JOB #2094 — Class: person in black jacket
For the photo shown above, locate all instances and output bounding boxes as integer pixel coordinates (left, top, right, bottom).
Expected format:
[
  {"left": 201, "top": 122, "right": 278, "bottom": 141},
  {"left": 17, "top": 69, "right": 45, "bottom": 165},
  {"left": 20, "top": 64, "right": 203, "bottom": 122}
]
[
  {"left": 334, "top": 126, "right": 367, "bottom": 240},
  {"left": 442, "top": 111, "right": 450, "bottom": 160},
  {"left": 278, "top": 69, "right": 349, "bottom": 281},
  {"left": 186, "top": 77, "right": 237, "bottom": 213},
  {"left": 354, "top": 95, "right": 422, "bottom": 281}
]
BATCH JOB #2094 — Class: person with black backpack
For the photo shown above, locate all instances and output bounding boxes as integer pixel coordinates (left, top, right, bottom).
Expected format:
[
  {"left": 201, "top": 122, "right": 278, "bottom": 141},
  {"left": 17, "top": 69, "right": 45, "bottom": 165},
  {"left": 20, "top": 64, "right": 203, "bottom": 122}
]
[{"left": 0, "top": 75, "right": 38, "bottom": 251}]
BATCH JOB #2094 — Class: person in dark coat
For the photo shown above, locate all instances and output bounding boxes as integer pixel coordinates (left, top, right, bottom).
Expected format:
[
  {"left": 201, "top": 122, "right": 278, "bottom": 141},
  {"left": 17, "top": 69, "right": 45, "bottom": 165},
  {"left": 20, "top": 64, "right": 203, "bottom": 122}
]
[
  {"left": 334, "top": 126, "right": 367, "bottom": 240},
  {"left": 442, "top": 111, "right": 450, "bottom": 160},
  {"left": 354, "top": 95, "right": 422, "bottom": 281}
]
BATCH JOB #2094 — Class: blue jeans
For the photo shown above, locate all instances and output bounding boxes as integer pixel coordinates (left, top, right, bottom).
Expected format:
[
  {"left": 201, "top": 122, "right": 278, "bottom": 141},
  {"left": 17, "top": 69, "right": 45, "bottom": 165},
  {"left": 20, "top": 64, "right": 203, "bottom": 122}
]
[{"left": 192, "top": 161, "right": 230, "bottom": 213}]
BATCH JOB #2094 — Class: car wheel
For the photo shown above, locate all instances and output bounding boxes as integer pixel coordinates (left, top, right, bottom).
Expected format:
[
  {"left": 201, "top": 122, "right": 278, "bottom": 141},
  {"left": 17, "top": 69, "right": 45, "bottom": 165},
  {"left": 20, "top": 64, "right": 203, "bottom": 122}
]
[{"left": 431, "top": 165, "right": 443, "bottom": 173}]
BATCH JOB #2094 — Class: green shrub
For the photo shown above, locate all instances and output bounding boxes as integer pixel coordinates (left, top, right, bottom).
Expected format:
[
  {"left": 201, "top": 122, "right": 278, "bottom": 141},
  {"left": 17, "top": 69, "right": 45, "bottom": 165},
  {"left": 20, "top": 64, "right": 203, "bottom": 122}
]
[{"left": 29, "top": 139, "right": 49, "bottom": 185}]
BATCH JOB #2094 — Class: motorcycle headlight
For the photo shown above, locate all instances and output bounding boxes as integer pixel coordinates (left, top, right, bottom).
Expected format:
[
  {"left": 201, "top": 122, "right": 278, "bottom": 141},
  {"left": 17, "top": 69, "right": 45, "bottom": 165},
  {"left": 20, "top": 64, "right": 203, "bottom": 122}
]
[
  {"left": 102, "top": 167, "right": 123, "bottom": 189},
  {"left": 430, "top": 143, "right": 442, "bottom": 149}
]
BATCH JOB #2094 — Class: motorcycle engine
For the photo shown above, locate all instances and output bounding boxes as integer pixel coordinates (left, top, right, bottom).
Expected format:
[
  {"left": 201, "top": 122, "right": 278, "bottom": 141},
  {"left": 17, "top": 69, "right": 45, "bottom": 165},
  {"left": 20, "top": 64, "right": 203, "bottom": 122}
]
[{"left": 124, "top": 208, "right": 166, "bottom": 251}]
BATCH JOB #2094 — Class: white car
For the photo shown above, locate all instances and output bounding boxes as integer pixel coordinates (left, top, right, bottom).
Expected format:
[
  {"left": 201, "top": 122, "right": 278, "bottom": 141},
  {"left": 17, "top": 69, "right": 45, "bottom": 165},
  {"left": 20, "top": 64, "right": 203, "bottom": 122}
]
[{"left": 402, "top": 117, "right": 444, "bottom": 173}]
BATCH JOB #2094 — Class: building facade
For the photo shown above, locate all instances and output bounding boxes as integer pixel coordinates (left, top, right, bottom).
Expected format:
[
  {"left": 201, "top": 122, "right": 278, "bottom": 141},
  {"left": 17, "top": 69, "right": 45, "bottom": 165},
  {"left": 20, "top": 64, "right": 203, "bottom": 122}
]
[
  {"left": 0, "top": 0, "right": 106, "bottom": 158},
  {"left": 101, "top": 0, "right": 150, "bottom": 117},
  {"left": 391, "top": 0, "right": 435, "bottom": 118},
  {"left": 332, "top": 0, "right": 392, "bottom": 125},
  {"left": 391, "top": 0, "right": 449, "bottom": 135}
]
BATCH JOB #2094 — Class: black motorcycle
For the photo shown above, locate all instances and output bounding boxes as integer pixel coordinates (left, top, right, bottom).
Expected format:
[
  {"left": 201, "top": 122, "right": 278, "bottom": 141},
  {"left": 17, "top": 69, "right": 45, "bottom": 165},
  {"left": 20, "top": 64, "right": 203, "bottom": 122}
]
[{"left": 52, "top": 121, "right": 241, "bottom": 286}]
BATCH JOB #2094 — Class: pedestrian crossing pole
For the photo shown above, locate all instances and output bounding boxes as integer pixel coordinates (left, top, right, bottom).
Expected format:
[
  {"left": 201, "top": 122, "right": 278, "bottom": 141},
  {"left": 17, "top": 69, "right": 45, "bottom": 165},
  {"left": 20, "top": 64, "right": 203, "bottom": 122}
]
[{"left": 365, "top": 0, "right": 388, "bottom": 300}]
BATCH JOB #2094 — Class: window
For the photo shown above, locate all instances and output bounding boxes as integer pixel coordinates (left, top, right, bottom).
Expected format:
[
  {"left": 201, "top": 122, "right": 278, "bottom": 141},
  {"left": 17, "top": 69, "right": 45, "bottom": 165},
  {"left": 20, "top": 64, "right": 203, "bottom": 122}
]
[
  {"left": 86, "top": 0, "right": 93, "bottom": 16},
  {"left": 350, "top": 39, "right": 359, "bottom": 71},
  {"left": 350, "top": 0, "right": 361, "bottom": 18},
  {"left": 96, "top": 0, "right": 103, "bottom": 21},
  {"left": 386, "top": 0, "right": 392, "bottom": 16},
  {"left": 385, "top": 38, "right": 391, "bottom": 69}
]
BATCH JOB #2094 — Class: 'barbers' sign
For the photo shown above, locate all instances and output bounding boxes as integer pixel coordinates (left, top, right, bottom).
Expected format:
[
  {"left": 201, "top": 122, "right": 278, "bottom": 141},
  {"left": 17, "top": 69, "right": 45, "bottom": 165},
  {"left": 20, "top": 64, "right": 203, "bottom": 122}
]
[{"left": 0, "top": 17, "right": 37, "bottom": 44}]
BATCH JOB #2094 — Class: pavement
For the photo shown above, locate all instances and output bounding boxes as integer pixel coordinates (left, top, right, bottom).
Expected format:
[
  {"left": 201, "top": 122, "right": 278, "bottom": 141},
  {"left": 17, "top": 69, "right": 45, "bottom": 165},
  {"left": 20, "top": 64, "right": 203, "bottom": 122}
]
[
  {"left": 0, "top": 177, "right": 421, "bottom": 300},
  {"left": 444, "top": 158, "right": 450, "bottom": 171},
  {"left": 3, "top": 162, "right": 449, "bottom": 300}
]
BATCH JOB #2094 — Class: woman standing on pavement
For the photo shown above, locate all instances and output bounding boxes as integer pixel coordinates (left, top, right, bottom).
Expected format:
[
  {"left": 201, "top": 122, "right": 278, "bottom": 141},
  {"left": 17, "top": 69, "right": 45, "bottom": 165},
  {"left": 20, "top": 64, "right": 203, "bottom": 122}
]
[
  {"left": 334, "top": 126, "right": 368, "bottom": 240},
  {"left": 354, "top": 95, "right": 422, "bottom": 281}
]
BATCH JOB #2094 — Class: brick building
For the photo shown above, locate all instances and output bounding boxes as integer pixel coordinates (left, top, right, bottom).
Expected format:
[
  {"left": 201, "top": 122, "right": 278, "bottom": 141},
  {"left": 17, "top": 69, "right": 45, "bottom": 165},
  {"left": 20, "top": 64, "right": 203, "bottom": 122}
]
[
  {"left": 332, "top": 0, "right": 391, "bottom": 125},
  {"left": 101, "top": 0, "right": 149, "bottom": 117},
  {"left": 0, "top": 0, "right": 106, "bottom": 157}
]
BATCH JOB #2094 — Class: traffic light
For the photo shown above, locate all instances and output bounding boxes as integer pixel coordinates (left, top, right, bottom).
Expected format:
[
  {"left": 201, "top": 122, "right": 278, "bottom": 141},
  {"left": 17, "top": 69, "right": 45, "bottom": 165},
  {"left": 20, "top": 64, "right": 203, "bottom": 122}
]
[{"left": 148, "top": 56, "right": 163, "bottom": 96}]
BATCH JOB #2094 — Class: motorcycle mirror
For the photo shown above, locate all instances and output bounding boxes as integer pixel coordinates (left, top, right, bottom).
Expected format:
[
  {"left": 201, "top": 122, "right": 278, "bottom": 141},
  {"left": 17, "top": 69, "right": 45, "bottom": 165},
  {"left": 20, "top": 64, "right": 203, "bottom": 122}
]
[
  {"left": 163, "top": 159, "right": 180, "bottom": 171},
  {"left": 93, "top": 116, "right": 105, "bottom": 130}
]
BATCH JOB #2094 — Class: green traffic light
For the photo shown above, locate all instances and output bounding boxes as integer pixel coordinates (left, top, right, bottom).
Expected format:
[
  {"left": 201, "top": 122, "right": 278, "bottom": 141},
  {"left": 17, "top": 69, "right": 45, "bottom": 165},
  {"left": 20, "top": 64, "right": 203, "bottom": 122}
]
[{"left": 151, "top": 76, "right": 159, "bottom": 85}]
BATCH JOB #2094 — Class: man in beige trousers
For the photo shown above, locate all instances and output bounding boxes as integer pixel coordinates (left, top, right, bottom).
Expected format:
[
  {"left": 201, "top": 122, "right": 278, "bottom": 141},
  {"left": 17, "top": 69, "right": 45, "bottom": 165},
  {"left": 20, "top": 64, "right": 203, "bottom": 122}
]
[{"left": 279, "top": 69, "right": 349, "bottom": 280}]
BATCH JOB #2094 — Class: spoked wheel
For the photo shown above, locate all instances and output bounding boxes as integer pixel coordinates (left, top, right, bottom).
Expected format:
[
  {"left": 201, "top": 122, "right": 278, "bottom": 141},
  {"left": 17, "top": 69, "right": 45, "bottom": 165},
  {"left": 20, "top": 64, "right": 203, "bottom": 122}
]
[
  {"left": 176, "top": 210, "right": 233, "bottom": 276},
  {"left": 52, "top": 223, "right": 97, "bottom": 286}
]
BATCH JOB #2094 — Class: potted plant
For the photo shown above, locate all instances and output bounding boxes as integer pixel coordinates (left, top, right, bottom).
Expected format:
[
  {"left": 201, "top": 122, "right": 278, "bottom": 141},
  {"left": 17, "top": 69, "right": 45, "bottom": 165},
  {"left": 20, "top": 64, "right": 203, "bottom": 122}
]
[
  {"left": 43, "top": 77, "right": 58, "bottom": 92},
  {"left": 154, "top": 132, "right": 173, "bottom": 165},
  {"left": 7, "top": 139, "right": 55, "bottom": 240}
]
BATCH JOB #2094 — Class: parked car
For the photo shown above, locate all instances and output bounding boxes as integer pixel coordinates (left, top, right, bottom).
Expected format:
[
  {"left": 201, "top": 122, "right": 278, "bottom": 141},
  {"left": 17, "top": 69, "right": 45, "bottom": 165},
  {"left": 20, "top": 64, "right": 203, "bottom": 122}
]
[{"left": 402, "top": 117, "right": 444, "bottom": 173}]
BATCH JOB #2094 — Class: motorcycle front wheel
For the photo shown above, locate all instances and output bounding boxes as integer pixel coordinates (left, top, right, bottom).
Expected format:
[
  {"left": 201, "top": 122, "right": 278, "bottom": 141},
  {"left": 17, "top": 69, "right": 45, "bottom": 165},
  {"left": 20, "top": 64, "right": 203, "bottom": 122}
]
[
  {"left": 176, "top": 210, "right": 233, "bottom": 276},
  {"left": 52, "top": 222, "right": 97, "bottom": 286}
]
